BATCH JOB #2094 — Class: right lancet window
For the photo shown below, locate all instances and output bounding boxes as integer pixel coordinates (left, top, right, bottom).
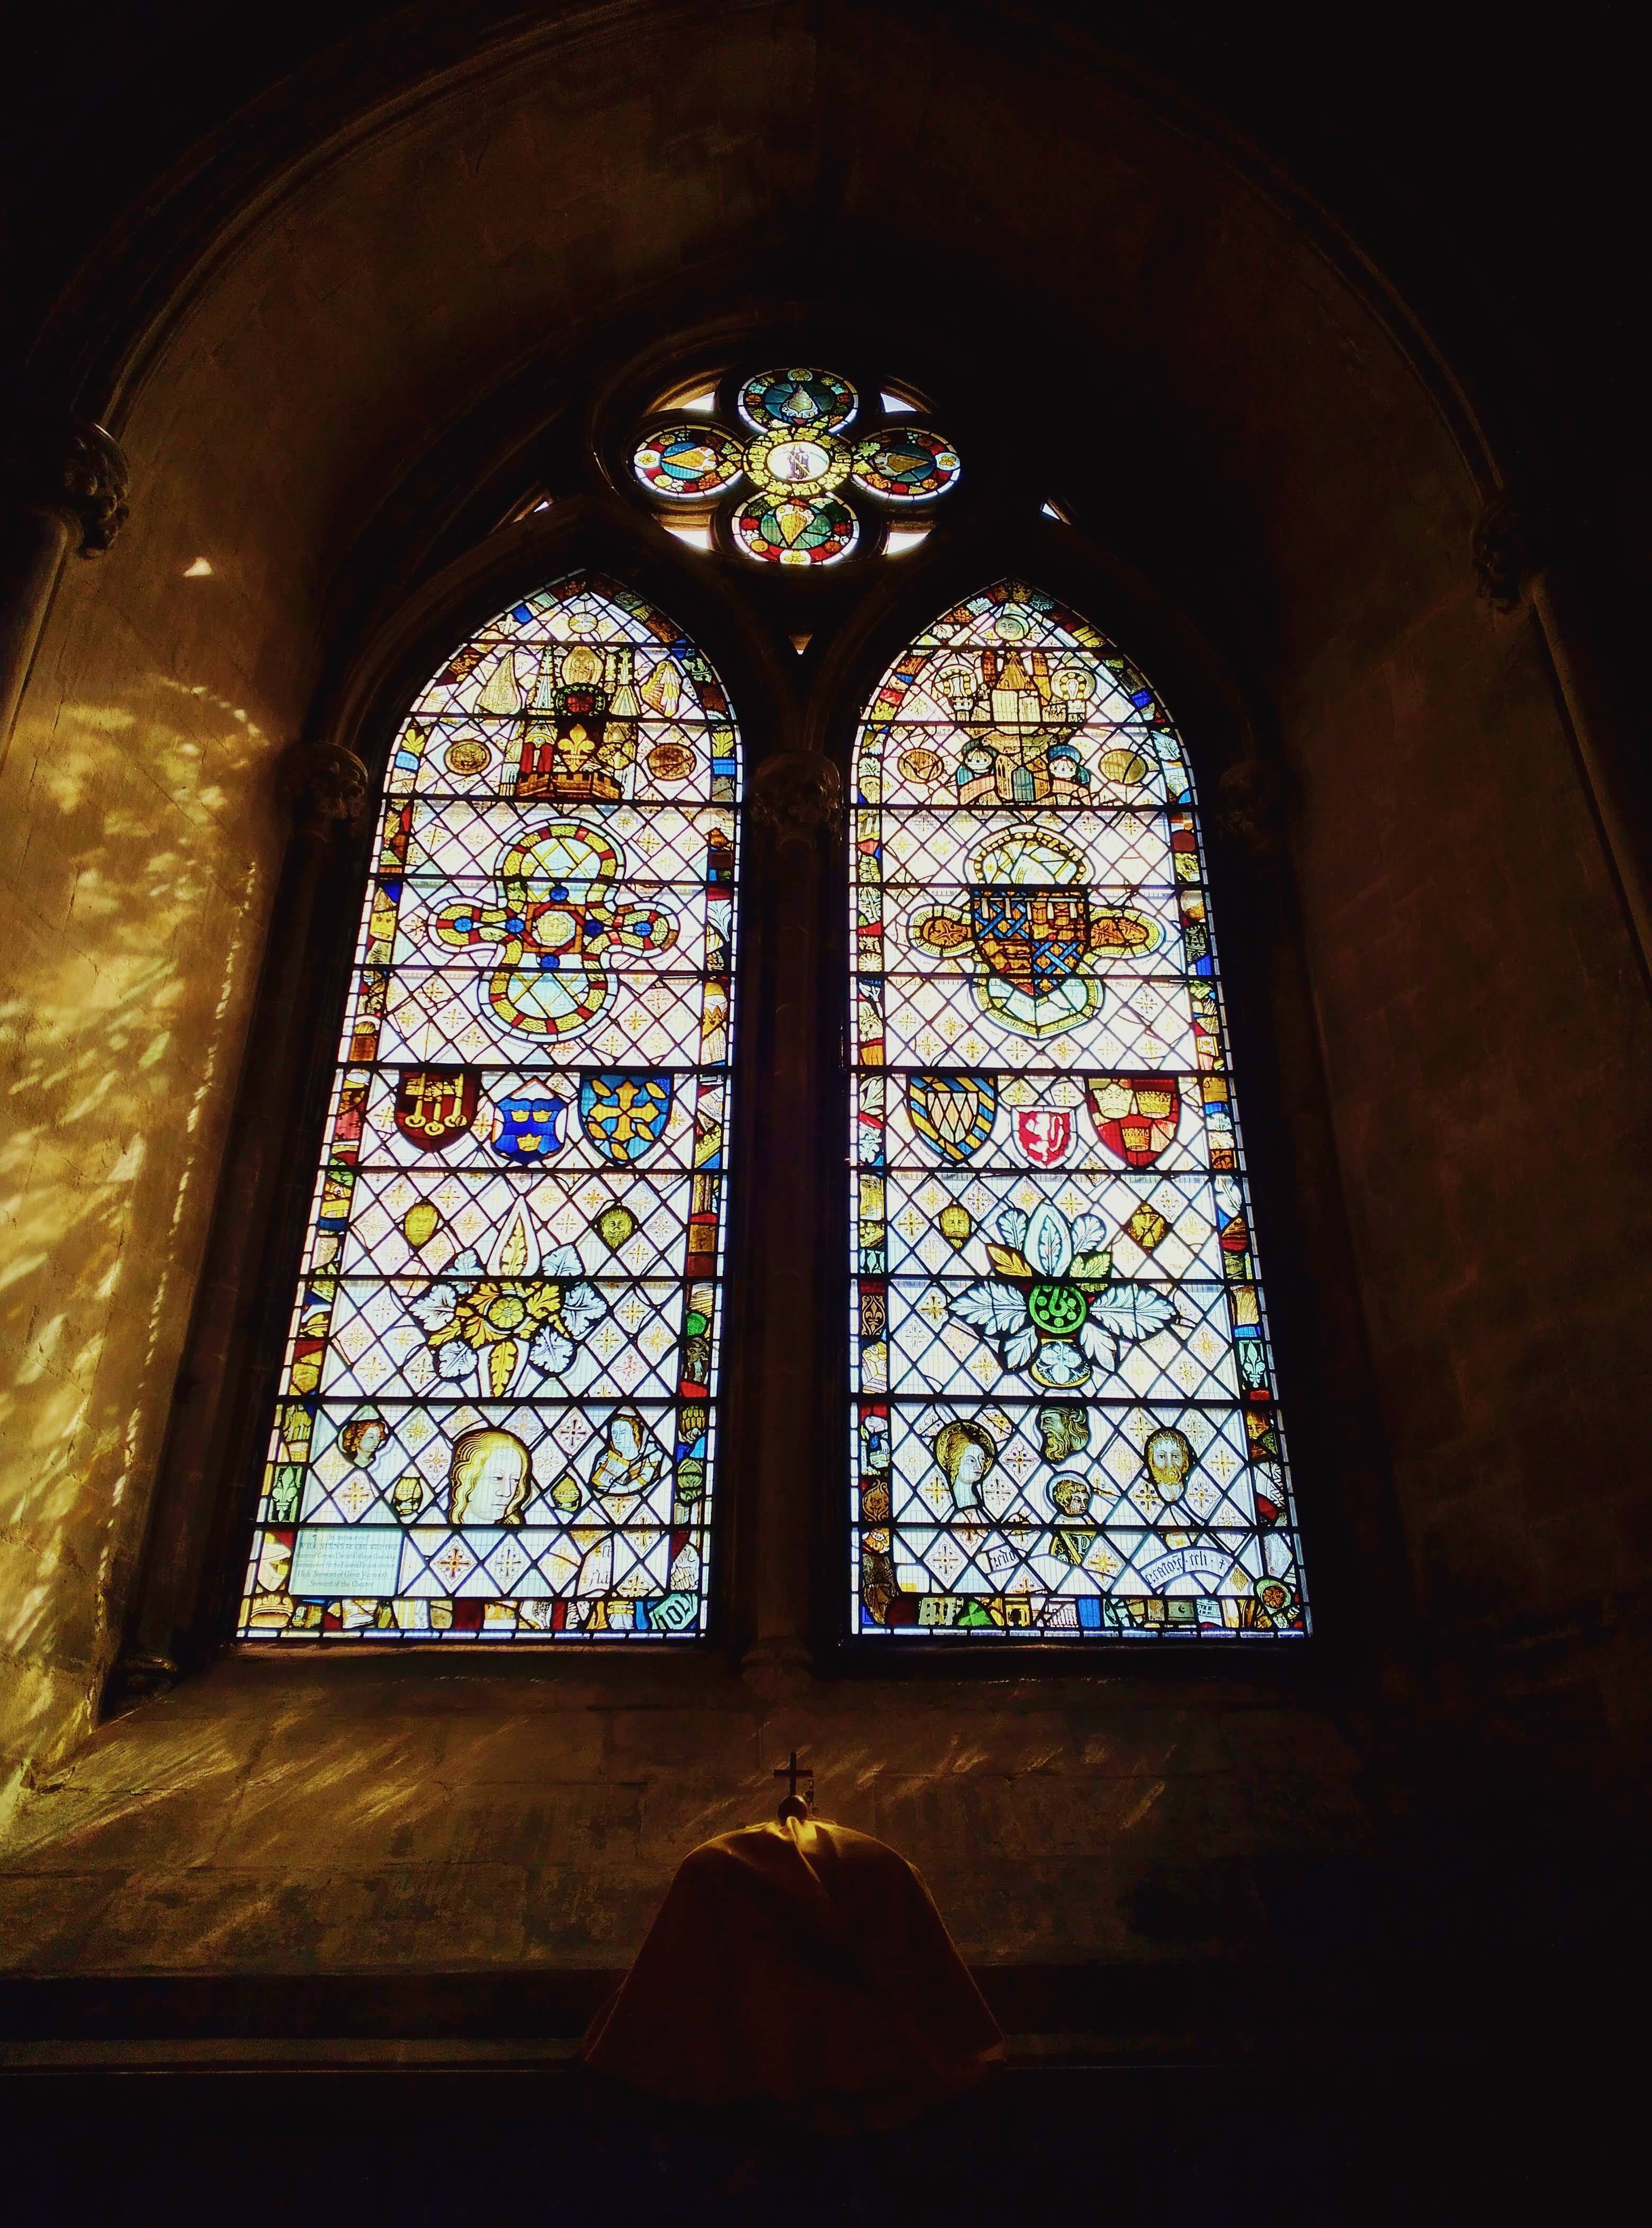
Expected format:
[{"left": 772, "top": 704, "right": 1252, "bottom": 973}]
[{"left": 849, "top": 581, "right": 1308, "bottom": 1641}]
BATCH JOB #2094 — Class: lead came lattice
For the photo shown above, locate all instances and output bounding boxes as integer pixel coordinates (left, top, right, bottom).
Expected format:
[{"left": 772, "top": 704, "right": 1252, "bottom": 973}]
[
  {"left": 237, "top": 574, "right": 741, "bottom": 1641},
  {"left": 848, "top": 581, "right": 1308, "bottom": 1639}
]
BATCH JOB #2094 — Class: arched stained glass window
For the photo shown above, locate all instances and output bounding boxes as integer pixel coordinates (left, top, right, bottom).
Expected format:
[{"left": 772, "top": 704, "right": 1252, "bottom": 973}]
[
  {"left": 849, "top": 581, "right": 1307, "bottom": 1641},
  {"left": 238, "top": 573, "right": 741, "bottom": 1641}
]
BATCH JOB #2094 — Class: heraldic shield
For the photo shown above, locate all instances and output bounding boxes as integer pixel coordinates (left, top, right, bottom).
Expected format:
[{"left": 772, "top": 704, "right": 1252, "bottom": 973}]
[
  {"left": 492, "top": 1089, "right": 568, "bottom": 1164},
  {"left": 970, "top": 887, "right": 1091, "bottom": 994},
  {"left": 394, "top": 1066, "right": 480, "bottom": 1153},
  {"left": 1085, "top": 1073, "right": 1182, "bottom": 1167},
  {"left": 1013, "top": 1106, "right": 1074, "bottom": 1168},
  {"left": 907, "top": 1073, "right": 998, "bottom": 1163},
  {"left": 580, "top": 1072, "right": 675, "bottom": 1164}
]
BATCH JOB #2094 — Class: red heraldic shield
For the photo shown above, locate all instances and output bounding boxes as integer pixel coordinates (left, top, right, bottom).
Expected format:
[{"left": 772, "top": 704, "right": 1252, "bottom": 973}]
[
  {"left": 1084, "top": 1074, "right": 1181, "bottom": 1168},
  {"left": 394, "top": 1066, "right": 481, "bottom": 1152},
  {"left": 1013, "top": 1107, "right": 1074, "bottom": 1168}
]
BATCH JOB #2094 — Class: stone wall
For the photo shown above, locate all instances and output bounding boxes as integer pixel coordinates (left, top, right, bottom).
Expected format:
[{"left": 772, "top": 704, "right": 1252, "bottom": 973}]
[
  {"left": 1, "top": 1655, "right": 1367, "bottom": 1972},
  {"left": 2, "top": 0, "right": 1647, "bottom": 1969}
]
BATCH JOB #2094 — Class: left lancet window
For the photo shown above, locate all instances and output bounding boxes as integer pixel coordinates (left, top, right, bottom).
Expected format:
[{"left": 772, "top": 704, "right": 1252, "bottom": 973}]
[{"left": 238, "top": 573, "right": 741, "bottom": 1641}]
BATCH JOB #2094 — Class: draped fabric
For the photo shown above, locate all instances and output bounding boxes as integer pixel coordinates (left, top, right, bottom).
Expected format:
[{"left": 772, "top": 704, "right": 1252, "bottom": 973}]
[{"left": 581, "top": 1816, "right": 1004, "bottom": 2127}]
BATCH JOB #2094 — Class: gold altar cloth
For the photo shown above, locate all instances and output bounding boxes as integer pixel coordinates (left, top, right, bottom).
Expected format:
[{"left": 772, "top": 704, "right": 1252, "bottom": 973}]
[{"left": 581, "top": 1815, "right": 1004, "bottom": 2127}]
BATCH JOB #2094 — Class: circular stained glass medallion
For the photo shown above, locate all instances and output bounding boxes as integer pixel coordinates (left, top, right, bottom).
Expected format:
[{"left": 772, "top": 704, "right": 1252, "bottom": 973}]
[
  {"left": 647, "top": 741, "right": 697, "bottom": 782},
  {"left": 744, "top": 428, "right": 852, "bottom": 499},
  {"left": 737, "top": 366, "right": 857, "bottom": 435},
  {"left": 852, "top": 427, "right": 961, "bottom": 502},
  {"left": 732, "top": 492, "right": 860, "bottom": 567},
  {"left": 633, "top": 424, "right": 745, "bottom": 500},
  {"left": 444, "top": 736, "right": 492, "bottom": 777}
]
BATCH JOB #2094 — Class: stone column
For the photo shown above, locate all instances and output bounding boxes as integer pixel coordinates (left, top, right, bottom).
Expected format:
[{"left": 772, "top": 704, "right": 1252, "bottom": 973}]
[
  {"left": 0, "top": 409, "right": 129, "bottom": 761},
  {"left": 742, "top": 747, "right": 842, "bottom": 1694},
  {"left": 1213, "top": 753, "right": 1422, "bottom": 1694},
  {"left": 1474, "top": 488, "right": 1652, "bottom": 989},
  {"left": 111, "top": 740, "right": 369, "bottom": 1703}
]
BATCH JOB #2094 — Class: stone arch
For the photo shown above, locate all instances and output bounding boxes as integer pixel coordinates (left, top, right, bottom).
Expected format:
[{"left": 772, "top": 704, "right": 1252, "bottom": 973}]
[{"left": 1, "top": 5, "right": 1645, "bottom": 1839}]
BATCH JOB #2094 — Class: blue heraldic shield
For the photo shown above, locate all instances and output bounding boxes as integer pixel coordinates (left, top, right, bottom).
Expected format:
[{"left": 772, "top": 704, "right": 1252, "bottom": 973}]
[
  {"left": 580, "top": 1072, "right": 676, "bottom": 1164},
  {"left": 492, "top": 1090, "right": 568, "bottom": 1163}
]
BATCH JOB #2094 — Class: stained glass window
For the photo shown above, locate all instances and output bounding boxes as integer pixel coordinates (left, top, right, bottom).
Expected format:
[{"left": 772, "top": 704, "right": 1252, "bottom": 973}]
[
  {"left": 849, "top": 582, "right": 1308, "bottom": 1641},
  {"left": 629, "top": 365, "right": 962, "bottom": 565},
  {"left": 237, "top": 574, "right": 740, "bottom": 1641}
]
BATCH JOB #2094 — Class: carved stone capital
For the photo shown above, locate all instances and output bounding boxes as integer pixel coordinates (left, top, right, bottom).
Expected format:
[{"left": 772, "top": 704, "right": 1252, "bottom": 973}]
[
  {"left": 0, "top": 410, "right": 130, "bottom": 555},
  {"left": 1213, "top": 756, "right": 1287, "bottom": 863},
  {"left": 279, "top": 739, "right": 370, "bottom": 837},
  {"left": 751, "top": 749, "right": 842, "bottom": 848},
  {"left": 1473, "top": 490, "right": 1545, "bottom": 612}
]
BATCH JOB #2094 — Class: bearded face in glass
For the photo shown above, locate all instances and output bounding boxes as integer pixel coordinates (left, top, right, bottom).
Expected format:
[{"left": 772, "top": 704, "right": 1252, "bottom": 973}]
[
  {"left": 446, "top": 1427, "right": 534, "bottom": 1526},
  {"left": 1143, "top": 1427, "right": 1193, "bottom": 1501},
  {"left": 1036, "top": 1403, "right": 1090, "bottom": 1463}
]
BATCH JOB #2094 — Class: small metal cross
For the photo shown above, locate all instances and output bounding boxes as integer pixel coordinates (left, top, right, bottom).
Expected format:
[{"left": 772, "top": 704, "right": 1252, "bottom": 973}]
[{"left": 773, "top": 1750, "right": 812, "bottom": 1804}]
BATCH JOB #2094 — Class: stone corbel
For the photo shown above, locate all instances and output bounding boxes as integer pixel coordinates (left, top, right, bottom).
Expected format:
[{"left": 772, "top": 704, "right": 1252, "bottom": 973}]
[
  {"left": 277, "top": 738, "right": 371, "bottom": 838},
  {"left": 1473, "top": 489, "right": 1548, "bottom": 613},
  {"left": 1213, "top": 756, "right": 1288, "bottom": 866},
  {"left": 0, "top": 408, "right": 130, "bottom": 555},
  {"left": 0, "top": 409, "right": 132, "bottom": 760},
  {"left": 750, "top": 748, "right": 842, "bottom": 847}
]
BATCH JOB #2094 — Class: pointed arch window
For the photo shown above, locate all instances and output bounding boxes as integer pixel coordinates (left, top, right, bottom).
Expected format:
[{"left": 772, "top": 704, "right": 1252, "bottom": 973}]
[
  {"left": 237, "top": 573, "right": 740, "bottom": 1641},
  {"left": 849, "top": 581, "right": 1307, "bottom": 1641}
]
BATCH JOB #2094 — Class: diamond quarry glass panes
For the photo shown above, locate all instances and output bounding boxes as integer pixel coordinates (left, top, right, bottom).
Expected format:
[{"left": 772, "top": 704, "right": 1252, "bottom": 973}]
[
  {"left": 237, "top": 574, "right": 740, "bottom": 1641},
  {"left": 849, "top": 582, "right": 1308, "bottom": 1641}
]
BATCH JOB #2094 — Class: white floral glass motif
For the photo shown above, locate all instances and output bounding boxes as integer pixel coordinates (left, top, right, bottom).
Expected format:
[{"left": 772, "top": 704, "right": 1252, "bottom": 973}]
[
  {"left": 849, "top": 581, "right": 1308, "bottom": 1640},
  {"left": 238, "top": 574, "right": 740, "bottom": 1641}
]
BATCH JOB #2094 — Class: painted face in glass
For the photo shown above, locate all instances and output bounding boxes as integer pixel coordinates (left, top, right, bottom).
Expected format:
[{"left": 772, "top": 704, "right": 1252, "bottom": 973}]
[
  {"left": 1144, "top": 1429, "right": 1194, "bottom": 1497},
  {"left": 447, "top": 1429, "right": 532, "bottom": 1526},
  {"left": 1037, "top": 1404, "right": 1090, "bottom": 1462},
  {"left": 1050, "top": 1477, "right": 1093, "bottom": 1521},
  {"left": 477, "top": 1449, "right": 524, "bottom": 1522},
  {"left": 934, "top": 1420, "right": 996, "bottom": 1508}
]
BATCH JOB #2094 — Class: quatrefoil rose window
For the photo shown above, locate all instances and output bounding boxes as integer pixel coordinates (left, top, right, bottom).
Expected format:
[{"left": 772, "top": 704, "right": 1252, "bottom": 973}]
[{"left": 631, "top": 366, "right": 962, "bottom": 566}]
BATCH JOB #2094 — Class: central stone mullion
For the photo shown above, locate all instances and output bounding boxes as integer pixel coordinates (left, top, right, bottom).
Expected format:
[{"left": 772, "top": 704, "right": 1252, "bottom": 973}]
[{"left": 740, "top": 750, "right": 842, "bottom": 1681}]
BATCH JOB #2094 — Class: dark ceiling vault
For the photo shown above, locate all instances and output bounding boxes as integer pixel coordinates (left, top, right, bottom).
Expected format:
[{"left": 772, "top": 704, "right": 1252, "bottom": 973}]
[
  {"left": 4, "top": 3, "right": 1633, "bottom": 441},
  {"left": 8, "top": 2, "right": 1641, "bottom": 715}
]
